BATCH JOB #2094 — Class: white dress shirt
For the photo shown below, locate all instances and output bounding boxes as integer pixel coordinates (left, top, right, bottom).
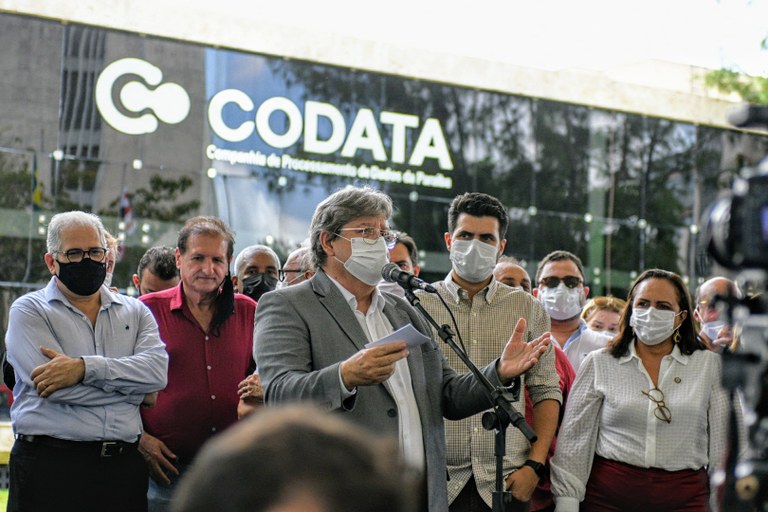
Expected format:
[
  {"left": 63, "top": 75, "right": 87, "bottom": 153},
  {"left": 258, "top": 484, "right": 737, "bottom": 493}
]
[
  {"left": 563, "top": 328, "right": 614, "bottom": 374},
  {"left": 329, "top": 276, "right": 425, "bottom": 470},
  {"left": 550, "top": 342, "right": 730, "bottom": 512}
]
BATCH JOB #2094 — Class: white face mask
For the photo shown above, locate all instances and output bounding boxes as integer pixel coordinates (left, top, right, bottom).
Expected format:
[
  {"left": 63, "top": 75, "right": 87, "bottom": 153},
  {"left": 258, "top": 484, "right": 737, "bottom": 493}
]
[
  {"left": 700, "top": 321, "right": 725, "bottom": 341},
  {"left": 335, "top": 236, "right": 389, "bottom": 286},
  {"left": 630, "top": 307, "right": 681, "bottom": 346},
  {"left": 587, "top": 328, "right": 616, "bottom": 341},
  {"left": 538, "top": 282, "right": 585, "bottom": 320},
  {"left": 449, "top": 239, "right": 498, "bottom": 283}
]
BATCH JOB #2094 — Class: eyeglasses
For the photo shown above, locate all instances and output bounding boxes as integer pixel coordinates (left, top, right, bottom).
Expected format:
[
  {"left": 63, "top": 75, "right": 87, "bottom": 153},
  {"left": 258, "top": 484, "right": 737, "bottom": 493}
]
[
  {"left": 539, "top": 276, "right": 582, "bottom": 289},
  {"left": 278, "top": 268, "right": 304, "bottom": 282},
  {"left": 642, "top": 387, "right": 672, "bottom": 424},
  {"left": 337, "top": 227, "right": 397, "bottom": 249},
  {"left": 55, "top": 247, "right": 108, "bottom": 263},
  {"left": 696, "top": 300, "right": 719, "bottom": 312}
]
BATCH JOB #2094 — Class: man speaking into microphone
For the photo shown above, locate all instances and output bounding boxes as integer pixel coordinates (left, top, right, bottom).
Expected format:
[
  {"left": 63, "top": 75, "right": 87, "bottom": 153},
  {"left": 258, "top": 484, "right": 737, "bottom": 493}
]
[
  {"left": 253, "top": 186, "right": 551, "bottom": 512},
  {"left": 415, "top": 192, "right": 561, "bottom": 512}
]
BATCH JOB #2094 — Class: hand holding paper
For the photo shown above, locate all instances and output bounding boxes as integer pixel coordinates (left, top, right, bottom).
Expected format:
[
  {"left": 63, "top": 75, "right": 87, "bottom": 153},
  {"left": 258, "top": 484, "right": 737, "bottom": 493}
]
[
  {"left": 365, "top": 324, "right": 431, "bottom": 349},
  {"left": 340, "top": 324, "right": 429, "bottom": 391}
]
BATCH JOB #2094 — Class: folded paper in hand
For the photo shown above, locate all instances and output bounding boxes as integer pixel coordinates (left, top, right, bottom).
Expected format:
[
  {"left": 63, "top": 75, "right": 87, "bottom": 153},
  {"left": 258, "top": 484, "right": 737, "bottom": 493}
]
[{"left": 365, "top": 323, "right": 431, "bottom": 349}]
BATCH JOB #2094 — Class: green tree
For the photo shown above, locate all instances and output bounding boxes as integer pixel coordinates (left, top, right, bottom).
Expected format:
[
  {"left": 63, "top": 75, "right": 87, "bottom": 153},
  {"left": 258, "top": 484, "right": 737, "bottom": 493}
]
[
  {"left": 105, "top": 174, "right": 200, "bottom": 223},
  {"left": 0, "top": 153, "right": 50, "bottom": 284},
  {"left": 705, "top": 36, "right": 768, "bottom": 103}
]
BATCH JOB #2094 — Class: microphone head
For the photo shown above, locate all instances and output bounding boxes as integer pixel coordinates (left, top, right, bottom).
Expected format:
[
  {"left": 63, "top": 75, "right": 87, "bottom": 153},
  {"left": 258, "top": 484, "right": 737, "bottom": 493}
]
[{"left": 381, "top": 262, "right": 400, "bottom": 282}]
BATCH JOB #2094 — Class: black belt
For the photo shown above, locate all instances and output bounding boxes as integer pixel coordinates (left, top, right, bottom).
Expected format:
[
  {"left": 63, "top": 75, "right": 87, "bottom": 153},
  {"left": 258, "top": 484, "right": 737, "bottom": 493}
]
[{"left": 15, "top": 434, "right": 139, "bottom": 458}]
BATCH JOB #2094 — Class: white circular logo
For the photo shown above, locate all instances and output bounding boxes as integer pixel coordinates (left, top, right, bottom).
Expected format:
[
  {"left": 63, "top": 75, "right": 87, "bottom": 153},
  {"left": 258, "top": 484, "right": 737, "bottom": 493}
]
[{"left": 95, "top": 58, "right": 191, "bottom": 135}]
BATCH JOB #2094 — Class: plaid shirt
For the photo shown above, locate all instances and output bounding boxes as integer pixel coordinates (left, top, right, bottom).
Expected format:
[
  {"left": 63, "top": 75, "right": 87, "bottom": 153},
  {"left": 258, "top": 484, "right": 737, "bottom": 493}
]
[{"left": 416, "top": 276, "right": 561, "bottom": 507}]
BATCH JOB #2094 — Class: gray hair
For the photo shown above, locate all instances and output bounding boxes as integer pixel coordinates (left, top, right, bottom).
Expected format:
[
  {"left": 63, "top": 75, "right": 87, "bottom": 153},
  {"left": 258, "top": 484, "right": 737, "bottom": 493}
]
[
  {"left": 286, "top": 246, "right": 315, "bottom": 272},
  {"left": 310, "top": 186, "right": 393, "bottom": 268},
  {"left": 497, "top": 255, "right": 521, "bottom": 266},
  {"left": 234, "top": 245, "right": 281, "bottom": 277},
  {"left": 47, "top": 211, "right": 107, "bottom": 254}
]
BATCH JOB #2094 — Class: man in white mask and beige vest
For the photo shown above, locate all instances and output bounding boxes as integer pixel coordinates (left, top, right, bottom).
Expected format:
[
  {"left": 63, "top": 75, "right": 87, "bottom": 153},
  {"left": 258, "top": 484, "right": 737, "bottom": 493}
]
[
  {"left": 253, "top": 186, "right": 552, "bottom": 512},
  {"left": 415, "top": 192, "right": 561, "bottom": 512}
]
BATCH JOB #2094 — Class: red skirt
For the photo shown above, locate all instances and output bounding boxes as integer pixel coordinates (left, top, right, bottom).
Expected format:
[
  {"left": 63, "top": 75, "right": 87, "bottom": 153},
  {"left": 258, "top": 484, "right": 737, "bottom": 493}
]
[{"left": 582, "top": 456, "right": 709, "bottom": 512}]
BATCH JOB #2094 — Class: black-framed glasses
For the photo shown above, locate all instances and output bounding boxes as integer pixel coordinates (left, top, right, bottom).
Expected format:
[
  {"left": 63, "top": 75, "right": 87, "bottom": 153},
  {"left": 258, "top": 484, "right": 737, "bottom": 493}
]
[
  {"left": 539, "top": 276, "right": 582, "bottom": 289},
  {"left": 278, "top": 268, "right": 304, "bottom": 282},
  {"left": 336, "top": 227, "right": 397, "bottom": 249},
  {"left": 55, "top": 247, "right": 108, "bottom": 263},
  {"left": 642, "top": 387, "right": 672, "bottom": 424}
]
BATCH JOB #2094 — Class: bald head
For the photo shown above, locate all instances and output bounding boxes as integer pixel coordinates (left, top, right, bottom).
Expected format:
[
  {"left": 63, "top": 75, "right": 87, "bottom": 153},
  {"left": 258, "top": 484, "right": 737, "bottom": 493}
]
[
  {"left": 694, "top": 277, "right": 739, "bottom": 324},
  {"left": 233, "top": 245, "right": 281, "bottom": 294},
  {"left": 282, "top": 246, "right": 315, "bottom": 286},
  {"left": 493, "top": 259, "right": 531, "bottom": 294}
]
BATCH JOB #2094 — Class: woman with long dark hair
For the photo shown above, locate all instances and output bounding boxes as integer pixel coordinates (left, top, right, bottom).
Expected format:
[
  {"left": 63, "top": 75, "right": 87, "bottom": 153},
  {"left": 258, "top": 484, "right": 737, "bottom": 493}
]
[{"left": 550, "top": 269, "right": 731, "bottom": 512}]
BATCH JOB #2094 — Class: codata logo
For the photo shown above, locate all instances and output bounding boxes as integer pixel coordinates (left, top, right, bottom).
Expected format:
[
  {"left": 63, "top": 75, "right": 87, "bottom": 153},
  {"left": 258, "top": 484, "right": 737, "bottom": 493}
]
[{"left": 95, "top": 58, "right": 191, "bottom": 135}]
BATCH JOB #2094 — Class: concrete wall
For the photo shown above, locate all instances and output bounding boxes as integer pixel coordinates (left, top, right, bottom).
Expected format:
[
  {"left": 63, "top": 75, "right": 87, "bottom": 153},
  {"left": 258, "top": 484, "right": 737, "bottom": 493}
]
[{"left": 0, "top": 0, "right": 743, "bottom": 129}]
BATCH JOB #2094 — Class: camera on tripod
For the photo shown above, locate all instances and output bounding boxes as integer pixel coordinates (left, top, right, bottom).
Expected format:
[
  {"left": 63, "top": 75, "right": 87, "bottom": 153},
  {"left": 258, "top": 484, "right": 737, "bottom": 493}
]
[
  {"left": 708, "top": 171, "right": 768, "bottom": 271},
  {"left": 704, "top": 104, "right": 768, "bottom": 511}
]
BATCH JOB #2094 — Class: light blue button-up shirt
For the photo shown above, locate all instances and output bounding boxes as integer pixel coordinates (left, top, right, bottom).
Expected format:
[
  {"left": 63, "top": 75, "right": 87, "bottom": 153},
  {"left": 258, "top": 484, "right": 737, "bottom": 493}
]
[{"left": 6, "top": 277, "right": 168, "bottom": 442}]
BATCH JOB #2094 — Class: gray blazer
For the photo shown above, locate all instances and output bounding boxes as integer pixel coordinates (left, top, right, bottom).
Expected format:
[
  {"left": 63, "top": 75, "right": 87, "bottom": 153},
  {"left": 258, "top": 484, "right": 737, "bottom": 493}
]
[{"left": 254, "top": 269, "right": 508, "bottom": 512}]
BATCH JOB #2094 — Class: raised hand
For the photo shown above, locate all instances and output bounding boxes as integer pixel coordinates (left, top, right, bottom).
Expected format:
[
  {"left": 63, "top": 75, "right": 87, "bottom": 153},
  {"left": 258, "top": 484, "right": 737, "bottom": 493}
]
[{"left": 496, "top": 318, "right": 550, "bottom": 382}]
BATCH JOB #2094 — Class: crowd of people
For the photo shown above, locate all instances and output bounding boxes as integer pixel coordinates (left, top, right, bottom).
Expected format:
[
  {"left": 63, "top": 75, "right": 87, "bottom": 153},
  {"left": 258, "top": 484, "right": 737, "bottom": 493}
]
[{"left": 2, "top": 187, "right": 747, "bottom": 512}]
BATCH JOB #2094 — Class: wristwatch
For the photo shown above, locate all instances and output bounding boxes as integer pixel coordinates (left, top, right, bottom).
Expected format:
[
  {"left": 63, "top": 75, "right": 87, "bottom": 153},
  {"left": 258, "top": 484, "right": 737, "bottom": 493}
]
[{"left": 523, "top": 459, "right": 547, "bottom": 479}]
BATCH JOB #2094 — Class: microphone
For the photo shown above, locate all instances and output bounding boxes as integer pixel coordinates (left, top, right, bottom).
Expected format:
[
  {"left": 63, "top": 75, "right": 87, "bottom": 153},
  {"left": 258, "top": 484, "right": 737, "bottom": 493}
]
[{"left": 381, "top": 263, "right": 437, "bottom": 293}]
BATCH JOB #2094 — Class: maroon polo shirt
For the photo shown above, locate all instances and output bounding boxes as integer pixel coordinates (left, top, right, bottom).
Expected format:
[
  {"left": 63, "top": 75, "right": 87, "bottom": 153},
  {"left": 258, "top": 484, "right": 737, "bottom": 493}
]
[{"left": 140, "top": 283, "right": 256, "bottom": 463}]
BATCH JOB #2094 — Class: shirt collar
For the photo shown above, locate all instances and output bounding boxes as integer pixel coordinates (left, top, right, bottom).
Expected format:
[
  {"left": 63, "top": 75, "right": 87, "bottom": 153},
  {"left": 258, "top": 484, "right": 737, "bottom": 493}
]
[
  {"left": 45, "top": 276, "right": 118, "bottom": 308},
  {"left": 327, "top": 274, "right": 385, "bottom": 315},
  {"left": 619, "top": 339, "right": 688, "bottom": 365},
  {"left": 564, "top": 319, "right": 589, "bottom": 349},
  {"left": 441, "top": 273, "right": 498, "bottom": 304},
  {"left": 169, "top": 282, "right": 187, "bottom": 311}
]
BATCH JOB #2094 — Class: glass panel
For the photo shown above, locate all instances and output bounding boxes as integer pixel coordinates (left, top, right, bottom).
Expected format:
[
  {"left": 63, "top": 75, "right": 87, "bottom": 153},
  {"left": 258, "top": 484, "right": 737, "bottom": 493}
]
[{"left": 1, "top": 12, "right": 767, "bottom": 300}]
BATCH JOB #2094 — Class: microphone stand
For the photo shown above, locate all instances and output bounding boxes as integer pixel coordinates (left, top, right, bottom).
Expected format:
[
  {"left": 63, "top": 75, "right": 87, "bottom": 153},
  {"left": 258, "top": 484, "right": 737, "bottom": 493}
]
[{"left": 403, "top": 288, "right": 538, "bottom": 512}]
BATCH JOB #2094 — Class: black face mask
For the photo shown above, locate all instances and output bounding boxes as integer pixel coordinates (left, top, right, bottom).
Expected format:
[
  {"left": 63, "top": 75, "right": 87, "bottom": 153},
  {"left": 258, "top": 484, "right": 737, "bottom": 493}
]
[
  {"left": 57, "top": 258, "right": 107, "bottom": 296},
  {"left": 241, "top": 273, "right": 278, "bottom": 302}
]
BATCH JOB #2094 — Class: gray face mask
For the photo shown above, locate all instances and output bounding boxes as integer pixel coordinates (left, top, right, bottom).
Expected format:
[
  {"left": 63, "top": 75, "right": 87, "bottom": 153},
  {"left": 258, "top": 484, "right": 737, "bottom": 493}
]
[{"left": 449, "top": 240, "right": 498, "bottom": 283}]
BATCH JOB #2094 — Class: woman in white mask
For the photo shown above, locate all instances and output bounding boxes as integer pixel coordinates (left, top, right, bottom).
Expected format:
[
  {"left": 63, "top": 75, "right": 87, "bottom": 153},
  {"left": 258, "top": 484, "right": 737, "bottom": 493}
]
[{"left": 550, "top": 269, "right": 736, "bottom": 512}]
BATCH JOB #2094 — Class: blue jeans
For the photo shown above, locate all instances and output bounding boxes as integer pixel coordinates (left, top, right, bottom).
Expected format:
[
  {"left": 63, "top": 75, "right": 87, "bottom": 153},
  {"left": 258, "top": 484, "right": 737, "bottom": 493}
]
[{"left": 147, "top": 462, "right": 190, "bottom": 512}]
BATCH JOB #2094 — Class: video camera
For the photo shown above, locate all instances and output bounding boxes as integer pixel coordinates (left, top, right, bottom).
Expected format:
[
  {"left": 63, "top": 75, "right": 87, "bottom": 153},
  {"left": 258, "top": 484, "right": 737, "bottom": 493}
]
[
  {"left": 705, "top": 104, "right": 768, "bottom": 511},
  {"left": 708, "top": 170, "right": 768, "bottom": 271}
]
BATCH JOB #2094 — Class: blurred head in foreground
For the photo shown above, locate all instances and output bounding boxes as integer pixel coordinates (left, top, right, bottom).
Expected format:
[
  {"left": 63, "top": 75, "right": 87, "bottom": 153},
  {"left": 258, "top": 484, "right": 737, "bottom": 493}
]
[{"left": 172, "top": 405, "right": 418, "bottom": 512}]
